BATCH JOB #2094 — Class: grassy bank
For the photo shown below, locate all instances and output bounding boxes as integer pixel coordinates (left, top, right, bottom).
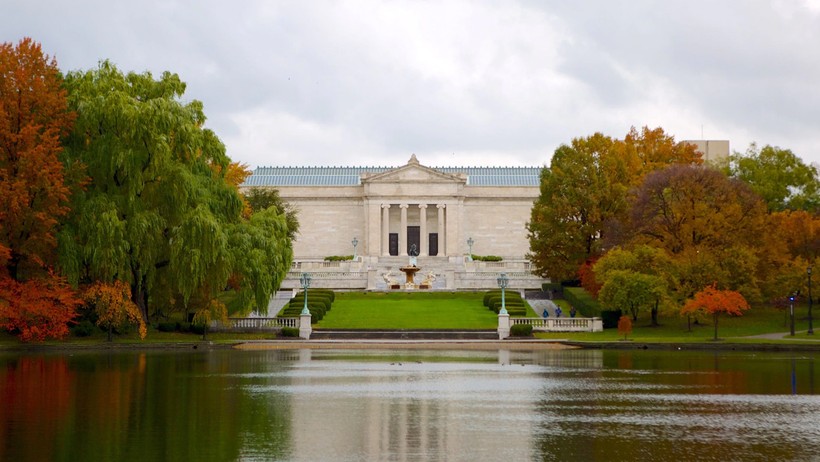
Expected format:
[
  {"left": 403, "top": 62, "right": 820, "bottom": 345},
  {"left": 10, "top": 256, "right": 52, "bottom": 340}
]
[
  {"left": 1, "top": 291, "right": 819, "bottom": 347},
  {"left": 316, "top": 291, "right": 498, "bottom": 329}
]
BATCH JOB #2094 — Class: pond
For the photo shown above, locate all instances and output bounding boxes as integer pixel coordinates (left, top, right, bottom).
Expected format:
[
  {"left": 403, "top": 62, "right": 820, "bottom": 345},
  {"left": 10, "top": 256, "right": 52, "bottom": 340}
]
[{"left": 1, "top": 347, "right": 818, "bottom": 461}]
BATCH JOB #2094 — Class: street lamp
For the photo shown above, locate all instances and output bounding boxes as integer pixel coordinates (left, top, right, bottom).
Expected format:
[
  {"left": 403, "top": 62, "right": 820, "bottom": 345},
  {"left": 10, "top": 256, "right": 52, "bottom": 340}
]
[
  {"left": 789, "top": 294, "right": 796, "bottom": 337},
  {"left": 809, "top": 266, "right": 814, "bottom": 335},
  {"left": 352, "top": 237, "right": 359, "bottom": 259},
  {"left": 300, "top": 272, "right": 312, "bottom": 315},
  {"left": 467, "top": 237, "right": 474, "bottom": 260},
  {"left": 496, "top": 272, "right": 509, "bottom": 315}
]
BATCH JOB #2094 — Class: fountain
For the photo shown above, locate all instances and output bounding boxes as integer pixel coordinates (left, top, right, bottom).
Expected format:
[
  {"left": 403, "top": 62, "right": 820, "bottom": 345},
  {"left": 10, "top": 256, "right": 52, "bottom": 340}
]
[
  {"left": 399, "top": 244, "right": 421, "bottom": 289},
  {"left": 399, "top": 265, "right": 420, "bottom": 289}
]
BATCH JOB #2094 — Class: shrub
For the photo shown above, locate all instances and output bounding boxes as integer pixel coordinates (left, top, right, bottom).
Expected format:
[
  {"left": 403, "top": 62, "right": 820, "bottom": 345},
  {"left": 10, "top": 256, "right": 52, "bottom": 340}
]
[
  {"left": 281, "top": 327, "right": 300, "bottom": 337},
  {"left": 72, "top": 320, "right": 96, "bottom": 337},
  {"left": 510, "top": 324, "right": 533, "bottom": 336},
  {"left": 189, "top": 323, "right": 206, "bottom": 335},
  {"left": 157, "top": 322, "right": 178, "bottom": 332},
  {"left": 324, "top": 255, "right": 353, "bottom": 261},
  {"left": 600, "top": 310, "right": 622, "bottom": 329},
  {"left": 563, "top": 287, "right": 601, "bottom": 317}
]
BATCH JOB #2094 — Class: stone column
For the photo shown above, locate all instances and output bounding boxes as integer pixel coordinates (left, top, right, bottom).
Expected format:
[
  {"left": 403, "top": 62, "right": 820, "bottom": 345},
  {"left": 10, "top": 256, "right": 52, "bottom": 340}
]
[
  {"left": 381, "top": 204, "right": 391, "bottom": 256},
  {"left": 437, "top": 204, "right": 446, "bottom": 256},
  {"left": 419, "top": 204, "right": 428, "bottom": 256},
  {"left": 399, "top": 204, "right": 408, "bottom": 256}
]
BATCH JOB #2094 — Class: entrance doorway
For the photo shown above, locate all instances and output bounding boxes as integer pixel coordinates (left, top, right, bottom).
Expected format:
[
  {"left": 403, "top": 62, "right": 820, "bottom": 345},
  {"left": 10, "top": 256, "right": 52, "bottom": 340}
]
[
  {"left": 389, "top": 233, "right": 398, "bottom": 256},
  {"left": 407, "top": 226, "right": 420, "bottom": 255},
  {"left": 428, "top": 233, "right": 438, "bottom": 256}
]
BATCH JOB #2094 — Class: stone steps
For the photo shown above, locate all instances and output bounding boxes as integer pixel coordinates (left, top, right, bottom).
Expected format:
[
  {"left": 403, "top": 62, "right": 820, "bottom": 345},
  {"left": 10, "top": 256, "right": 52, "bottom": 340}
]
[{"left": 310, "top": 330, "right": 498, "bottom": 340}]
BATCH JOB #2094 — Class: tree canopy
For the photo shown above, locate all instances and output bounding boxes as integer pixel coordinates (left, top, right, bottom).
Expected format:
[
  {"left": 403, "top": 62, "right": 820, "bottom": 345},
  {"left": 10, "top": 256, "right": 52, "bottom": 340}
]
[
  {"left": 528, "top": 126, "right": 700, "bottom": 281},
  {"left": 0, "top": 38, "right": 80, "bottom": 340},
  {"left": 729, "top": 143, "right": 820, "bottom": 212},
  {"left": 58, "top": 61, "right": 292, "bottom": 321}
]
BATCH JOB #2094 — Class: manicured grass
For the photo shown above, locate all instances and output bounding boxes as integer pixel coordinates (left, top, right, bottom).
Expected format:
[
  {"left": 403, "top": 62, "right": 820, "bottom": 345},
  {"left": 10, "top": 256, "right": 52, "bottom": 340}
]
[
  {"left": 316, "top": 291, "right": 498, "bottom": 329},
  {"left": 535, "top": 303, "right": 820, "bottom": 343}
]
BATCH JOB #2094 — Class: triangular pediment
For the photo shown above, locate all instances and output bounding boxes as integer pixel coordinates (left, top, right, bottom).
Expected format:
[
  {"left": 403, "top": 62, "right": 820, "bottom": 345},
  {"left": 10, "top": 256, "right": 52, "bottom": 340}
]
[{"left": 362, "top": 155, "right": 466, "bottom": 184}]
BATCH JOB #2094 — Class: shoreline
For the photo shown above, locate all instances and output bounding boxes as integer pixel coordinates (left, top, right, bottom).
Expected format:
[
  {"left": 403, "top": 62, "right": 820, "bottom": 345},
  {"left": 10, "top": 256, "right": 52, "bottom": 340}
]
[{"left": 2, "top": 338, "right": 820, "bottom": 353}]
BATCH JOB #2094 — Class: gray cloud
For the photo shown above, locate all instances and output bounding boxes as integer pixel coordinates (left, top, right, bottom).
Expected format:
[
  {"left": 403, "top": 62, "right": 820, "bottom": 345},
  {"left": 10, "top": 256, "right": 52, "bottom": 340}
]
[{"left": 4, "top": 0, "right": 819, "bottom": 168}]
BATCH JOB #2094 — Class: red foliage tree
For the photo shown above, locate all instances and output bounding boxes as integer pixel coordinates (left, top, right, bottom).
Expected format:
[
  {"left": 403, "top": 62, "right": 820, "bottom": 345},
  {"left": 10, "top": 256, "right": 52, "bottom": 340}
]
[
  {"left": 0, "top": 273, "right": 80, "bottom": 341},
  {"left": 578, "top": 256, "right": 602, "bottom": 296},
  {"left": 0, "top": 37, "right": 75, "bottom": 279},
  {"left": 0, "top": 38, "right": 79, "bottom": 340},
  {"left": 682, "top": 284, "right": 750, "bottom": 341}
]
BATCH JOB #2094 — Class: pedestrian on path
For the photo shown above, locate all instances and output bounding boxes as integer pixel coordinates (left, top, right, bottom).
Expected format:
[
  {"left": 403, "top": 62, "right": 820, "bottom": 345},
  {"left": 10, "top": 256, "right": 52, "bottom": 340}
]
[{"left": 543, "top": 308, "right": 549, "bottom": 318}]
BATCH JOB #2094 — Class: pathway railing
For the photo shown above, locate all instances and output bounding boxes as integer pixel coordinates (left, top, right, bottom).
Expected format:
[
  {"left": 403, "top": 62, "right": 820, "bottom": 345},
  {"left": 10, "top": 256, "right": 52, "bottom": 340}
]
[
  {"left": 511, "top": 317, "right": 603, "bottom": 332},
  {"left": 216, "top": 317, "right": 300, "bottom": 331}
]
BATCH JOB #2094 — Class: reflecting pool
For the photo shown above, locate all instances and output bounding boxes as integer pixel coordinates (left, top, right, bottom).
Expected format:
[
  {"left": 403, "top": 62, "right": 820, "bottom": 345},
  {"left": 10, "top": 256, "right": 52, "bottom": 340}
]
[{"left": 0, "top": 348, "right": 818, "bottom": 461}]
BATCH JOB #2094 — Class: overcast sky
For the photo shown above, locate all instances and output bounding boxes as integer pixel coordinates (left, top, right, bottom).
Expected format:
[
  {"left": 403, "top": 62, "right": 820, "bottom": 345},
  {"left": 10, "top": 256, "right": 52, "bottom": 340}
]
[{"left": 4, "top": 1, "right": 820, "bottom": 169}]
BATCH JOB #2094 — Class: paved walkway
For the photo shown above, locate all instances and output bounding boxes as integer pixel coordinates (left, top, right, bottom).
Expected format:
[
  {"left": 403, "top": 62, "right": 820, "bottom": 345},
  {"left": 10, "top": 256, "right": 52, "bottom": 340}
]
[{"left": 742, "top": 330, "right": 820, "bottom": 341}]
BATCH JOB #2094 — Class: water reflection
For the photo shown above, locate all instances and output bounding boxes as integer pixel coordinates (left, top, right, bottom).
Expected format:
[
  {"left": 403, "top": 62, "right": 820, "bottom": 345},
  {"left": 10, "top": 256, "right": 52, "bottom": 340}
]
[{"left": 0, "top": 349, "right": 818, "bottom": 462}]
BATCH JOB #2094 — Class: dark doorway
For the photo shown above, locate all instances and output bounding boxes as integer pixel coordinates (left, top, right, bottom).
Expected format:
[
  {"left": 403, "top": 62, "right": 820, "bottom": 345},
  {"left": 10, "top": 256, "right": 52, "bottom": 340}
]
[
  {"left": 389, "top": 233, "right": 398, "bottom": 256},
  {"left": 428, "top": 233, "right": 438, "bottom": 256},
  {"left": 407, "top": 226, "right": 420, "bottom": 255}
]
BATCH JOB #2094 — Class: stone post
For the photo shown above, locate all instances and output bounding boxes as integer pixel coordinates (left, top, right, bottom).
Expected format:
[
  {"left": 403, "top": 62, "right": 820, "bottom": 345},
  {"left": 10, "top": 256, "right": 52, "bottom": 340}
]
[
  {"left": 592, "top": 317, "right": 603, "bottom": 332},
  {"left": 299, "top": 312, "right": 312, "bottom": 339},
  {"left": 497, "top": 312, "right": 510, "bottom": 340}
]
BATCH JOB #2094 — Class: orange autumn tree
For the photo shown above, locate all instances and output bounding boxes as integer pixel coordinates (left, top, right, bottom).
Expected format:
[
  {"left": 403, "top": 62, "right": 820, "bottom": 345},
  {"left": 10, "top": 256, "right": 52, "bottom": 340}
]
[
  {"left": 83, "top": 281, "right": 146, "bottom": 342},
  {"left": 682, "top": 284, "right": 750, "bottom": 341},
  {"left": 0, "top": 38, "right": 79, "bottom": 340}
]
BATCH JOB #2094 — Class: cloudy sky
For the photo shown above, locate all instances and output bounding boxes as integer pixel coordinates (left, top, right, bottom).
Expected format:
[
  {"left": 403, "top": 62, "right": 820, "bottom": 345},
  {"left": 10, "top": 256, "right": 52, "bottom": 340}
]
[{"left": 4, "top": 1, "right": 820, "bottom": 169}]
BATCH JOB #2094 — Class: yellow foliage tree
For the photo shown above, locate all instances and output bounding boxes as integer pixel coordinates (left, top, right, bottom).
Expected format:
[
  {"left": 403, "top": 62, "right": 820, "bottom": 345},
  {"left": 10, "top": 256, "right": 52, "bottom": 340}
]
[
  {"left": 192, "top": 299, "right": 228, "bottom": 340},
  {"left": 84, "top": 281, "right": 146, "bottom": 341}
]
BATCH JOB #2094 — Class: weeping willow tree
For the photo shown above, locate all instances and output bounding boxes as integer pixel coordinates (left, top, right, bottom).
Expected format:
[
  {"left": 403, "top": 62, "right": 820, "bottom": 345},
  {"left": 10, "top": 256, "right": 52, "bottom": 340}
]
[{"left": 59, "top": 61, "right": 291, "bottom": 322}]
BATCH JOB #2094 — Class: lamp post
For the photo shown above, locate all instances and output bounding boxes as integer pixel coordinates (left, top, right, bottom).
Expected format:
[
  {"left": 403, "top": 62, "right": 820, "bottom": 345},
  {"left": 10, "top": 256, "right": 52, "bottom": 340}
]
[
  {"left": 497, "top": 272, "right": 509, "bottom": 315},
  {"left": 467, "top": 237, "right": 474, "bottom": 260},
  {"left": 352, "top": 237, "right": 359, "bottom": 259},
  {"left": 809, "top": 266, "right": 814, "bottom": 335},
  {"left": 789, "top": 294, "right": 795, "bottom": 337},
  {"left": 300, "top": 272, "right": 312, "bottom": 315}
]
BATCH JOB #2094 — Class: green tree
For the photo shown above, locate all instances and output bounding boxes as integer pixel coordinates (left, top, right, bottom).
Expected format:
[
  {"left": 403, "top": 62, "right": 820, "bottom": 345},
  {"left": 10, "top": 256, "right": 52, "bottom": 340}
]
[
  {"left": 729, "top": 143, "right": 820, "bottom": 212},
  {"left": 58, "top": 62, "right": 291, "bottom": 321},
  {"left": 243, "top": 187, "right": 300, "bottom": 241},
  {"left": 594, "top": 245, "right": 673, "bottom": 325}
]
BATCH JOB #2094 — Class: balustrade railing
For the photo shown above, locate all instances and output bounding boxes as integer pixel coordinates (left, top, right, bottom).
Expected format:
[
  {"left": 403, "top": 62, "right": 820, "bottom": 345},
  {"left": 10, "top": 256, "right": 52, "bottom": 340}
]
[
  {"left": 220, "top": 317, "right": 300, "bottom": 330},
  {"left": 511, "top": 317, "right": 602, "bottom": 332}
]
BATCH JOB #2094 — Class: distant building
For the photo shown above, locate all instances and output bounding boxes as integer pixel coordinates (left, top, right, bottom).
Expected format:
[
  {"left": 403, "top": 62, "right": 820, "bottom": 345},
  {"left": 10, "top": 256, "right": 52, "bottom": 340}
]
[
  {"left": 242, "top": 154, "right": 546, "bottom": 290},
  {"left": 682, "top": 140, "right": 730, "bottom": 165}
]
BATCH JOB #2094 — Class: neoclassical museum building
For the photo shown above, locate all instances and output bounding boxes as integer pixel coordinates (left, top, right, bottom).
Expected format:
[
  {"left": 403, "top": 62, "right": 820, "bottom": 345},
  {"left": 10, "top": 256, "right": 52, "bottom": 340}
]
[{"left": 241, "top": 154, "right": 547, "bottom": 291}]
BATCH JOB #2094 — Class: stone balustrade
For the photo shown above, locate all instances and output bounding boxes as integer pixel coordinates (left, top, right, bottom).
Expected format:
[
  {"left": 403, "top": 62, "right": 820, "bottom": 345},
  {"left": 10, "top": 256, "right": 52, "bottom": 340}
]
[{"left": 510, "top": 317, "right": 603, "bottom": 332}]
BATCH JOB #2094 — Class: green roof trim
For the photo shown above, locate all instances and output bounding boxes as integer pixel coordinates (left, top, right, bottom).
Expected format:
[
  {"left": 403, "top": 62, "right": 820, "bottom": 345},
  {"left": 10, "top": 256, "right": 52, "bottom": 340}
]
[{"left": 242, "top": 166, "right": 542, "bottom": 187}]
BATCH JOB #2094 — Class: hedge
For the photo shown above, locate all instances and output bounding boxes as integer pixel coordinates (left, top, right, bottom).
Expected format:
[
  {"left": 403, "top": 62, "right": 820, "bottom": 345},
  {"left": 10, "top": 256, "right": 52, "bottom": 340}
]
[
  {"left": 281, "top": 327, "right": 300, "bottom": 337},
  {"left": 563, "top": 287, "right": 601, "bottom": 317},
  {"left": 472, "top": 255, "right": 503, "bottom": 262},
  {"left": 324, "top": 255, "right": 353, "bottom": 261},
  {"left": 510, "top": 324, "right": 533, "bottom": 336}
]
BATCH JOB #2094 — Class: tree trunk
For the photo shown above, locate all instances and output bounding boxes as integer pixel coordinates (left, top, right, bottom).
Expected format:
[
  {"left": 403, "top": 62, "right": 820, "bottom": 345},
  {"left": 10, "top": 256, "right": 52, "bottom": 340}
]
[
  {"left": 107, "top": 323, "right": 113, "bottom": 342},
  {"left": 651, "top": 300, "right": 659, "bottom": 326},
  {"left": 713, "top": 312, "right": 719, "bottom": 340},
  {"left": 131, "top": 269, "right": 150, "bottom": 325}
]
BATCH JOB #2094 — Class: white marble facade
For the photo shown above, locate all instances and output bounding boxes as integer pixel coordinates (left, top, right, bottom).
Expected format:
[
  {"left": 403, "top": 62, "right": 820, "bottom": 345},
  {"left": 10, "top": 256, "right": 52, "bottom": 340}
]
[{"left": 247, "top": 155, "right": 541, "bottom": 261}]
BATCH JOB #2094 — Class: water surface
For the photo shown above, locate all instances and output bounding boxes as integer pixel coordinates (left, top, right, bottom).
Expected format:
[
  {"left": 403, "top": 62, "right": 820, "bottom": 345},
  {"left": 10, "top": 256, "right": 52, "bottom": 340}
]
[{"left": 1, "top": 348, "right": 817, "bottom": 461}]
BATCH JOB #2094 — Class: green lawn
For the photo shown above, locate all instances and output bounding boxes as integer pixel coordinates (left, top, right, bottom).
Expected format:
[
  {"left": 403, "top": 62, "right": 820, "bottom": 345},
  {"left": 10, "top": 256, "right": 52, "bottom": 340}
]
[
  {"left": 535, "top": 303, "right": 820, "bottom": 343},
  {"left": 315, "top": 291, "right": 498, "bottom": 329}
]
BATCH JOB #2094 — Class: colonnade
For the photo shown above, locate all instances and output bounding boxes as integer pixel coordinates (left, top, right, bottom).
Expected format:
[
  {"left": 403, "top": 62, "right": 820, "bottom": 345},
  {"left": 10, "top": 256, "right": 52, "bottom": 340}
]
[{"left": 380, "top": 203, "right": 448, "bottom": 257}]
